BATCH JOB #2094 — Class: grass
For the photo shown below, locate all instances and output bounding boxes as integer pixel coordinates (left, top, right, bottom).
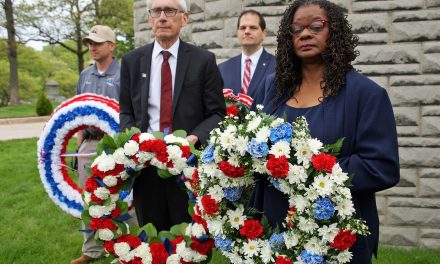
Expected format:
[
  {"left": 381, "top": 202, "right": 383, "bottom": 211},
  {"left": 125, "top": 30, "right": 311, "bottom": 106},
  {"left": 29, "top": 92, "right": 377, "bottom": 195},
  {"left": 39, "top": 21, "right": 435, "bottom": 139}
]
[
  {"left": 0, "top": 138, "right": 439, "bottom": 263},
  {"left": 0, "top": 102, "right": 59, "bottom": 119}
]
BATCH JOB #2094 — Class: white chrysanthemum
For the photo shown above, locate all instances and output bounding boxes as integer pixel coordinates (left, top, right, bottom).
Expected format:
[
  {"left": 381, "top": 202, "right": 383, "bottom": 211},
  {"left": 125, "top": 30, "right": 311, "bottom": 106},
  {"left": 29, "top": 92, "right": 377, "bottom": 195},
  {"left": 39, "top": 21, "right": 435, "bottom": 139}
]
[
  {"left": 330, "top": 164, "right": 349, "bottom": 185},
  {"left": 191, "top": 223, "right": 206, "bottom": 238},
  {"left": 304, "top": 237, "right": 325, "bottom": 255},
  {"left": 336, "top": 250, "right": 353, "bottom": 263},
  {"left": 200, "top": 163, "right": 218, "bottom": 178},
  {"left": 220, "top": 133, "right": 236, "bottom": 152},
  {"left": 243, "top": 240, "right": 261, "bottom": 258},
  {"left": 223, "top": 252, "right": 243, "bottom": 264},
  {"left": 246, "top": 116, "right": 262, "bottom": 132},
  {"left": 270, "top": 118, "right": 284, "bottom": 128},
  {"left": 336, "top": 199, "right": 355, "bottom": 218},
  {"left": 318, "top": 223, "right": 339, "bottom": 243},
  {"left": 284, "top": 231, "right": 300, "bottom": 249},
  {"left": 235, "top": 136, "right": 249, "bottom": 156},
  {"left": 227, "top": 206, "right": 246, "bottom": 229},
  {"left": 207, "top": 219, "right": 224, "bottom": 236},
  {"left": 94, "top": 187, "right": 110, "bottom": 200},
  {"left": 287, "top": 164, "right": 307, "bottom": 184},
  {"left": 96, "top": 153, "right": 116, "bottom": 172},
  {"left": 103, "top": 175, "right": 118, "bottom": 187},
  {"left": 225, "top": 124, "right": 238, "bottom": 134},
  {"left": 139, "top": 132, "right": 155, "bottom": 142},
  {"left": 312, "top": 174, "right": 334, "bottom": 197},
  {"left": 305, "top": 187, "right": 319, "bottom": 201},
  {"left": 98, "top": 228, "right": 114, "bottom": 241},
  {"left": 208, "top": 185, "right": 224, "bottom": 202},
  {"left": 164, "top": 134, "right": 189, "bottom": 146},
  {"left": 289, "top": 195, "right": 310, "bottom": 213},
  {"left": 269, "top": 141, "right": 291, "bottom": 158},
  {"left": 298, "top": 216, "right": 318, "bottom": 233},
  {"left": 307, "top": 138, "right": 323, "bottom": 154},
  {"left": 166, "top": 254, "right": 180, "bottom": 264},
  {"left": 114, "top": 242, "right": 131, "bottom": 258},
  {"left": 278, "top": 180, "right": 292, "bottom": 195},
  {"left": 295, "top": 142, "right": 313, "bottom": 165},
  {"left": 256, "top": 104, "right": 264, "bottom": 111},
  {"left": 124, "top": 140, "right": 139, "bottom": 156},
  {"left": 252, "top": 159, "right": 269, "bottom": 174},
  {"left": 260, "top": 243, "right": 274, "bottom": 264},
  {"left": 336, "top": 186, "right": 352, "bottom": 199},
  {"left": 134, "top": 243, "right": 152, "bottom": 261},
  {"left": 255, "top": 126, "right": 270, "bottom": 142},
  {"left": 214, "top": 147, "right": 222, "bottom": 163},
  {"left": 228, "top": 153, "right": 241, "bottom": 167}
]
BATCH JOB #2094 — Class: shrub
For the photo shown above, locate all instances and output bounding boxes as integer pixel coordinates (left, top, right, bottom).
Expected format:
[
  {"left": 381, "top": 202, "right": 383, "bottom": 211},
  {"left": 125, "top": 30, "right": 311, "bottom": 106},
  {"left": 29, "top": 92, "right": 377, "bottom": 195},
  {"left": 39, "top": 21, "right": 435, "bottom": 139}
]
[{"left": 36, "top": 92, "right": 53, "bottom": 116}]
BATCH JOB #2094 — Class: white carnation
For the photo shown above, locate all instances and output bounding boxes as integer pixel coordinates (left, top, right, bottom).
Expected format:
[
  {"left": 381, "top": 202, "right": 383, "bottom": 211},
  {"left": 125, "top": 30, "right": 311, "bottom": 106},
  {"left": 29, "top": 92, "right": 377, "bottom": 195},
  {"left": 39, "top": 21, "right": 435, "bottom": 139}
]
[
  {"left": 124, "top": 140, "right": 139, "bottom": 156},
  {"left": 207, "top": 219, "right": 224, "bottom": 236},
  {"left": 166, "top": 254, "right": 181, "bottom": 264},
  {"left": 318, "top": 223, "right": 339, "bottom": 243},
  {"left": 289, "top": 195, "right": 310, "bottom": 213},
  {"left": 246, "top": 116, "right": 262, "bottom": 132},
  {"left": 270, "top": 118, "right": 284, "bottom": 128},
  {"left": 208, "top": 185, "right": 224, "bottom": 202},
  {"left": 235, "top": 136, "right": 249, "bottom": 156},
  {"left": 134, "top": 243, "right": 152, "bottom": 262},
  {"left": 114, "top": 242, "right": 131, "bottom": 258},
  {"left": 255, "top": 126, "right": 270, "bottom": 142},
  {"left": 298, "top": 216, "right": 319, "bottom": 233},
  {"left": 94, "top": 187, "right": 110, "bottom": 200},
  {"left": 190, "top": 223, "right": 206, "bottom": 238},
  {"left": 336, "top": 250, "right": 353, "bottom": 263},
  {"left": 284, "top": 231, "right": 300, "bottom": 249},
  {"left": 139, "top": 132, "right": 155, "bottom": 142},
  {"left": 98, "top": 228, "right": 114, "bottom": 241},
  {"left": 304, "top": 237, "right": 326, "bottom": 255},
  {"left": 103, "top": 176, "right": 118, "bottom": 187},
  {"left": 96, "top": 153, "right": 116, "bottom": 172}
]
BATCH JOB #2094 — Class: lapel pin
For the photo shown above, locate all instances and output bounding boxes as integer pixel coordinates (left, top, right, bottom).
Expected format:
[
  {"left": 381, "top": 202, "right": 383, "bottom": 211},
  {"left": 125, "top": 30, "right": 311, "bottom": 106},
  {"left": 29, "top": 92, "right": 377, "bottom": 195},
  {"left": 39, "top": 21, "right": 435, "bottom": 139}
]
[
  {"left": 142, "top": 73, "right": 147, "bottom": 78},
  {"left": 263, "top": 63, "right": 266, "bottom": 66}
]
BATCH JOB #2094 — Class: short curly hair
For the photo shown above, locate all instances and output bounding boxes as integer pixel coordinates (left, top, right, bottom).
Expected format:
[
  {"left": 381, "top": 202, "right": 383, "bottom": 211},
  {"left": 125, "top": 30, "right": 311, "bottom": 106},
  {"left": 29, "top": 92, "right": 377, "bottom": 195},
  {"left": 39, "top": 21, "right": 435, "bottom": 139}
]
[{"left": 274, "top": 0, "right": 359, "bottom": 103}]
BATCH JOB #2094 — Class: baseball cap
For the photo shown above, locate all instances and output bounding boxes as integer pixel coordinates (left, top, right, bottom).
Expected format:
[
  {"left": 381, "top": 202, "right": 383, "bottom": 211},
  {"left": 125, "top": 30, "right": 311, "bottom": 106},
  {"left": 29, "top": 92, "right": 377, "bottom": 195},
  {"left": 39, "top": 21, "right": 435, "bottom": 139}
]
[{"left": 82, "top": 25, "right": 116, "bottom": 44}]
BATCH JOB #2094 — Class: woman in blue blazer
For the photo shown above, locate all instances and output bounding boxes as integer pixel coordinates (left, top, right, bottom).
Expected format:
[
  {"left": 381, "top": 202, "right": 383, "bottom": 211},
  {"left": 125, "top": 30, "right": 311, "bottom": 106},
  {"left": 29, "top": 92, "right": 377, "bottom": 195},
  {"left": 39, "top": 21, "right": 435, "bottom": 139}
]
[{"left": 251, "top": 0, "right": 400, "bottom": 263}]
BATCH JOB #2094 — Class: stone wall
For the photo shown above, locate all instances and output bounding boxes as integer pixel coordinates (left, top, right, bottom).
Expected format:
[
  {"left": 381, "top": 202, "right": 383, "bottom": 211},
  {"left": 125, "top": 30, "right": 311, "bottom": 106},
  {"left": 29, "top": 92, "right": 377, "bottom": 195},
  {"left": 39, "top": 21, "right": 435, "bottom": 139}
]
[{"left": 134, "top": 0, "right": 440, "bottom": 249}]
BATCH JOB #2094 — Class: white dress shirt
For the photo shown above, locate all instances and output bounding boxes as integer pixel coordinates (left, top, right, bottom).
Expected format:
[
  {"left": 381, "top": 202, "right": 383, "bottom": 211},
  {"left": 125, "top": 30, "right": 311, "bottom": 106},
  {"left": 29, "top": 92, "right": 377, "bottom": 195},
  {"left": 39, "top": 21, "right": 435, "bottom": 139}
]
[
  {"left": 147, "top": 40, "right": 180, "bottom": 132},
  {"left": 240, "top": 47, "right": 264, "bottom": 87}
]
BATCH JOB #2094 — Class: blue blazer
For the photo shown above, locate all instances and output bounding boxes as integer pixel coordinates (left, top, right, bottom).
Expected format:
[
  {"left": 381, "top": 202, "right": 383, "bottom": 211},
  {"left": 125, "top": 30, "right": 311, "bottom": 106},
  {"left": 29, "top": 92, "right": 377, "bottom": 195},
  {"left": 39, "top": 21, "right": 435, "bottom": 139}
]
[
  {"left": 218, "top": 48, "right": 275, "bottom": 99},
  {"left": 252, "top": 70, "right": 400, "bottom": 263}
]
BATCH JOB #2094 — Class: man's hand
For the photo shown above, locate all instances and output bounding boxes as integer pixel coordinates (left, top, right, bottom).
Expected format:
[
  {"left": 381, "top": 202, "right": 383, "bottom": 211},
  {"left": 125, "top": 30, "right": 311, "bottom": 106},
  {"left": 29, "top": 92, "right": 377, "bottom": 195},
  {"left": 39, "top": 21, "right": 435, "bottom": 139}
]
[{"left": 186, "top": 135, "right": 199, "bottom": 145}]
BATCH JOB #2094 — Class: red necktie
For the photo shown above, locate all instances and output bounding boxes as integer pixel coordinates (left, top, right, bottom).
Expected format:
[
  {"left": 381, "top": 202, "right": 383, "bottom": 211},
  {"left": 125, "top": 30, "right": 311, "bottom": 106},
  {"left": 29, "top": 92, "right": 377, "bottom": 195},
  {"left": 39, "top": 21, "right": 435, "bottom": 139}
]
[
  {"left": 241, "top": 58, "right": 251, "bottom": 94},
  {"left": 160, "top": 51, "right": 172, "bottom": 133}
]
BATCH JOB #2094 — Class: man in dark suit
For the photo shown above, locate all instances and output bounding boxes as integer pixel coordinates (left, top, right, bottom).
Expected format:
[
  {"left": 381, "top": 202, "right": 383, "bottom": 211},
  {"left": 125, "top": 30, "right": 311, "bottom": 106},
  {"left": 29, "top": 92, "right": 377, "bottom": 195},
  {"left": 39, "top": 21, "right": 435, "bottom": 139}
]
[
  {"left": 218, "top": 10, "right": 276, "bottom": 99},
  {"left": 119, "top": 0, "right": 225, "bottom": 231}
]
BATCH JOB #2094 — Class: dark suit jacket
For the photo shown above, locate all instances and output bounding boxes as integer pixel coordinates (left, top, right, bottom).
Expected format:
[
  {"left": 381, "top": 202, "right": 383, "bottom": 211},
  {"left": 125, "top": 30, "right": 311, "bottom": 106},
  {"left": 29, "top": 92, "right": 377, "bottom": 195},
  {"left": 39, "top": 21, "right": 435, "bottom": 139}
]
[
  {"left": 218, "top": 48, "right": 275, "bottom": 99},
  {"left": 119, "top": 40, "right": 226, "bottom": 144},
  {"left": 252, "top": 70, "right": 400, "bottom": 263}
]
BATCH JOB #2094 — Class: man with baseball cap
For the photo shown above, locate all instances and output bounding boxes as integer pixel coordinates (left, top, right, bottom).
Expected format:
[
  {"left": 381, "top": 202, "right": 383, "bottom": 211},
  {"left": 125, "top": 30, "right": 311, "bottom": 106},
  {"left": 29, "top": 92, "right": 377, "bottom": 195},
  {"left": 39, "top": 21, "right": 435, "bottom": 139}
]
[{"left": 71, "top": 25, "right": 119, "bottom": 264}]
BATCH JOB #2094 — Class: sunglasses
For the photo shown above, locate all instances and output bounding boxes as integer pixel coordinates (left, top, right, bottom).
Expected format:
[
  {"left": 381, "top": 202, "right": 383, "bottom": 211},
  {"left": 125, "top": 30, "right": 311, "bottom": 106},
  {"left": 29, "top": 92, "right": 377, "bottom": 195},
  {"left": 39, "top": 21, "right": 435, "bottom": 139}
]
[{"left": 289, "top": 19, "right": 329, "bottom": 37}]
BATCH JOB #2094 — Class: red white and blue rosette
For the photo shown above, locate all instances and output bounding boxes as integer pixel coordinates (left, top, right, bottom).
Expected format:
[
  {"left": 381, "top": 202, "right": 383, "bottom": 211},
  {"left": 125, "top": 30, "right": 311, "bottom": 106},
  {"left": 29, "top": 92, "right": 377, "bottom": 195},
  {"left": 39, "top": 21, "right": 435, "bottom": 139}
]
[{"left": 37, "top": 93, "right": 123, "bottom": 218}]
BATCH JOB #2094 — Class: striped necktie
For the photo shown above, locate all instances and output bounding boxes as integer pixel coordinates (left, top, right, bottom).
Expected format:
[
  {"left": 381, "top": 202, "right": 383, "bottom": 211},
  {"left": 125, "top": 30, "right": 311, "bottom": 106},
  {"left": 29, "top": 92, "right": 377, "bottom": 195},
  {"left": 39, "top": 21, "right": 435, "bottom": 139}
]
[{"left": 241, "top": 58, "right": 251, "bottom": 94}]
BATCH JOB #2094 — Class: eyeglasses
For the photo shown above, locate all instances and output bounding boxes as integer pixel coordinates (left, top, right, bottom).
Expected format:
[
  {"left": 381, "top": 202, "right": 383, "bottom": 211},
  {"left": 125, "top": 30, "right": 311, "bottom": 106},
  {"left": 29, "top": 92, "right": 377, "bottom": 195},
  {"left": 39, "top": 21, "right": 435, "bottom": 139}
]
[
  {"left": 289, "top": 20, "right": 329, "bottom": 37},
  {"left": 148, "top": 8, "right": 183, "bottom": 18}
]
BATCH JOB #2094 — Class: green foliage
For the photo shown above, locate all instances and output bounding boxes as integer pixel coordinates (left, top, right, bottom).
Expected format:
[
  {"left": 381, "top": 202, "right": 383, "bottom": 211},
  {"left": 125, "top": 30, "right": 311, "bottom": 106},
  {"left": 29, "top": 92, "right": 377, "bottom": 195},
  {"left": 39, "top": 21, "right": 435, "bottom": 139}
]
[
  {"left": 52, "top": 70, "right": 77, "bottom": 98},
  {"left": 35, "top": 92, "right": 53, "bottom": 116}
]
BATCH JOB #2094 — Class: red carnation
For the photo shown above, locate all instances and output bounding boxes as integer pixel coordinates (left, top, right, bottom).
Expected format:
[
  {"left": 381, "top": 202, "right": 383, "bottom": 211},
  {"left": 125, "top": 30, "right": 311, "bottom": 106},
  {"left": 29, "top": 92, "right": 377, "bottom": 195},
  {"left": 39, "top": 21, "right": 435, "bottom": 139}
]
[
  {"left": 103, "top": 240, "right": 115, "bottom": 254},
  {"left": 150, "top": 242, "right": 169, "bottom": 264},
  {"left": 192, "top": 213, "right": 208, "bottom": 231},
  {"left": 117, "top": 234, "right": 142, "bottom": 248},
  {"left": 131, "top": 133, "right": 141, "bottom": 143},
  {"left": 91, "top": 193, "right": 105, "bottom": 204},
  {"left": 201, "top": 195, "right": 219, "bottom": 215},
  {"left": 276, "top": 255, "right": 293, "bottom": 264},
  {"left": 218, "top": 161, "right": 245, "bottom": 178},
  {"left": 266, "top": 155, "right": 289, "bottom": 178},
  {"left": 311, "top": 153, "right": 337, "bottom": 173},
  {"left": 84, "top": 177, "right": 98, "bottom": 192},
  {"left": 130, "top": 257, "right": 143, "bottom": 264},
  {"left": 226, "top": 105, "right": 239, "bottom": 117},
  {"left": 330, "top": 230, "right": 357, "bottom": 251},
  {"left": 107, "top": 185, "right": 119, "bottom": 195},
  {"left": 92, "top": 164, "right": 125, "bottom": 179},
  {"left": 111, "top": 207, "right": 122, "bottom": 218},
  {"left": 90, "top": 218, "right": 118, "bottom": 231},
  {"left": 239, "top": 219, "right": 264, "bottom": 240},
  {"left": 190, "top": 237, "right": 215, "bottom": 255},
  {"left": 180, "top": 145, "right": 191, "bottom": 158}
]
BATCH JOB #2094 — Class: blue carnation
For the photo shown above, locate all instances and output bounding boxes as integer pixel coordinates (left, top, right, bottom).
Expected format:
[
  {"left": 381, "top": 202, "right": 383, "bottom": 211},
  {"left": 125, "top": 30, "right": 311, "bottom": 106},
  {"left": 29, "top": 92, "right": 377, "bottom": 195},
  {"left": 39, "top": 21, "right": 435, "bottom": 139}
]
[
  {"left": 201, "top": 144, "right": 215, "bottom": 163},
  {"left": 224, "top": 187, "right": 243, "bottom": 202},
  {"left": 269, "top": 233, "right": 285, "bottom": 250},
  {"left": 269, "top": 123, "right": 293, "bottom": 143},
  {"left": 300, "top": 250, "right": 325, "bottom": 264},
  {"left": 215, "top": 236, "right": 233, "bottom": 252},
  {"left": 313, "top": 197, "right": 335, "bottom": 220},
  {"left": 247, "top": 138, "right": 269, "bottom": 158},
  {"left": 270, "top": 178, "right": 281, "bottom": 191}
]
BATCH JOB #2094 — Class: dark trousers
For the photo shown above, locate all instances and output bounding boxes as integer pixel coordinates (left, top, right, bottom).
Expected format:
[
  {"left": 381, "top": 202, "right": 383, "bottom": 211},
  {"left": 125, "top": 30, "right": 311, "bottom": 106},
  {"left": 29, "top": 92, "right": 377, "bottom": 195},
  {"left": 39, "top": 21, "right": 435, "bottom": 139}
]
[{"left": 133, "top": 166, "right": 191, "bottom": 231}]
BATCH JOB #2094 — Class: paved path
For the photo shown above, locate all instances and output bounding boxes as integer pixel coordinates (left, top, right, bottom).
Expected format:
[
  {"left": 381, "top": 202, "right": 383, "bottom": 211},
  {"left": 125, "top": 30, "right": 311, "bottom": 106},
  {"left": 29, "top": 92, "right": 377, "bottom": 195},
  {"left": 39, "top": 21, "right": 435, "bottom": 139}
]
[{"left": 0, "top": 116, "right": 49, "bottom": 141}]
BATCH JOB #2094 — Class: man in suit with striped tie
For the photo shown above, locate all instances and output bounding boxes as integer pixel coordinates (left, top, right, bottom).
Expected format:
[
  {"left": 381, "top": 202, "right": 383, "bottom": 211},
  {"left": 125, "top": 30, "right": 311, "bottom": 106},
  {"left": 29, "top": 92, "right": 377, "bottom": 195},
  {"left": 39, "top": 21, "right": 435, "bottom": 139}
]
[{"left": 219, "top": 10, "right": 276, "bottom": 99}]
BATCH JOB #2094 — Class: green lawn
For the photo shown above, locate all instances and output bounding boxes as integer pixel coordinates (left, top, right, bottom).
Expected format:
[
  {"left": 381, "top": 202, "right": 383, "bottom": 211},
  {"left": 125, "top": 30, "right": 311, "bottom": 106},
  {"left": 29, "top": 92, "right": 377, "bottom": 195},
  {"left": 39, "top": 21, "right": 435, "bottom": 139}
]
[
  {"left": 0, "top": 138, "right": 439, "bottom": 264},
  {"left": 0, "top": 102, "right": 59, "bottom": 118}
]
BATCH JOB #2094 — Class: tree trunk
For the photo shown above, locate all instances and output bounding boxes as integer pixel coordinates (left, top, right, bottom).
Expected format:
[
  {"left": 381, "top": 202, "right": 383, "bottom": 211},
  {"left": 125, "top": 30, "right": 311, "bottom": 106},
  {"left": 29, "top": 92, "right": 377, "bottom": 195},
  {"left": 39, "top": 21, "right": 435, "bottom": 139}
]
[{"left": 4, "top": 0, "right": 20, "bottom": 105}]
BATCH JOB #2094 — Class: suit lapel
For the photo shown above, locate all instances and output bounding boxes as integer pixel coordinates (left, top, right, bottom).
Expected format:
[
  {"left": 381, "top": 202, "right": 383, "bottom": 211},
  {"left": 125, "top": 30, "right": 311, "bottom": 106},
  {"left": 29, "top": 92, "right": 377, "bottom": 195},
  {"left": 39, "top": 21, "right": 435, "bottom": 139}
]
[
  {"left": 173, "top": 41, "right": 190, "bottom": 114},
  {"left": 248, "top": 49, "right": 269, "bottom": 95},
  {"left": 231, "top": 55, "right": 242, "bottom": 93},
  {"left": 140, "top": 44, "right": 153, "bottom": 131}
]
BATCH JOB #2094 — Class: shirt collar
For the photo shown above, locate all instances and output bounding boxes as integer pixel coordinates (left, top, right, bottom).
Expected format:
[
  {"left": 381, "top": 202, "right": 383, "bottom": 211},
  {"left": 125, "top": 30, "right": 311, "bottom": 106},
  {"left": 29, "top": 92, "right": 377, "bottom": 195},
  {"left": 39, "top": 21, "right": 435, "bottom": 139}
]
[
  {"left": 92, "top": 58, "right": 119, "bottom": 76},
  {"left": 241, "top": 47, "right": 264, "bottom": 65},
  {"left": 153, "top": 39, "right": 180, "bottom": 59}
]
